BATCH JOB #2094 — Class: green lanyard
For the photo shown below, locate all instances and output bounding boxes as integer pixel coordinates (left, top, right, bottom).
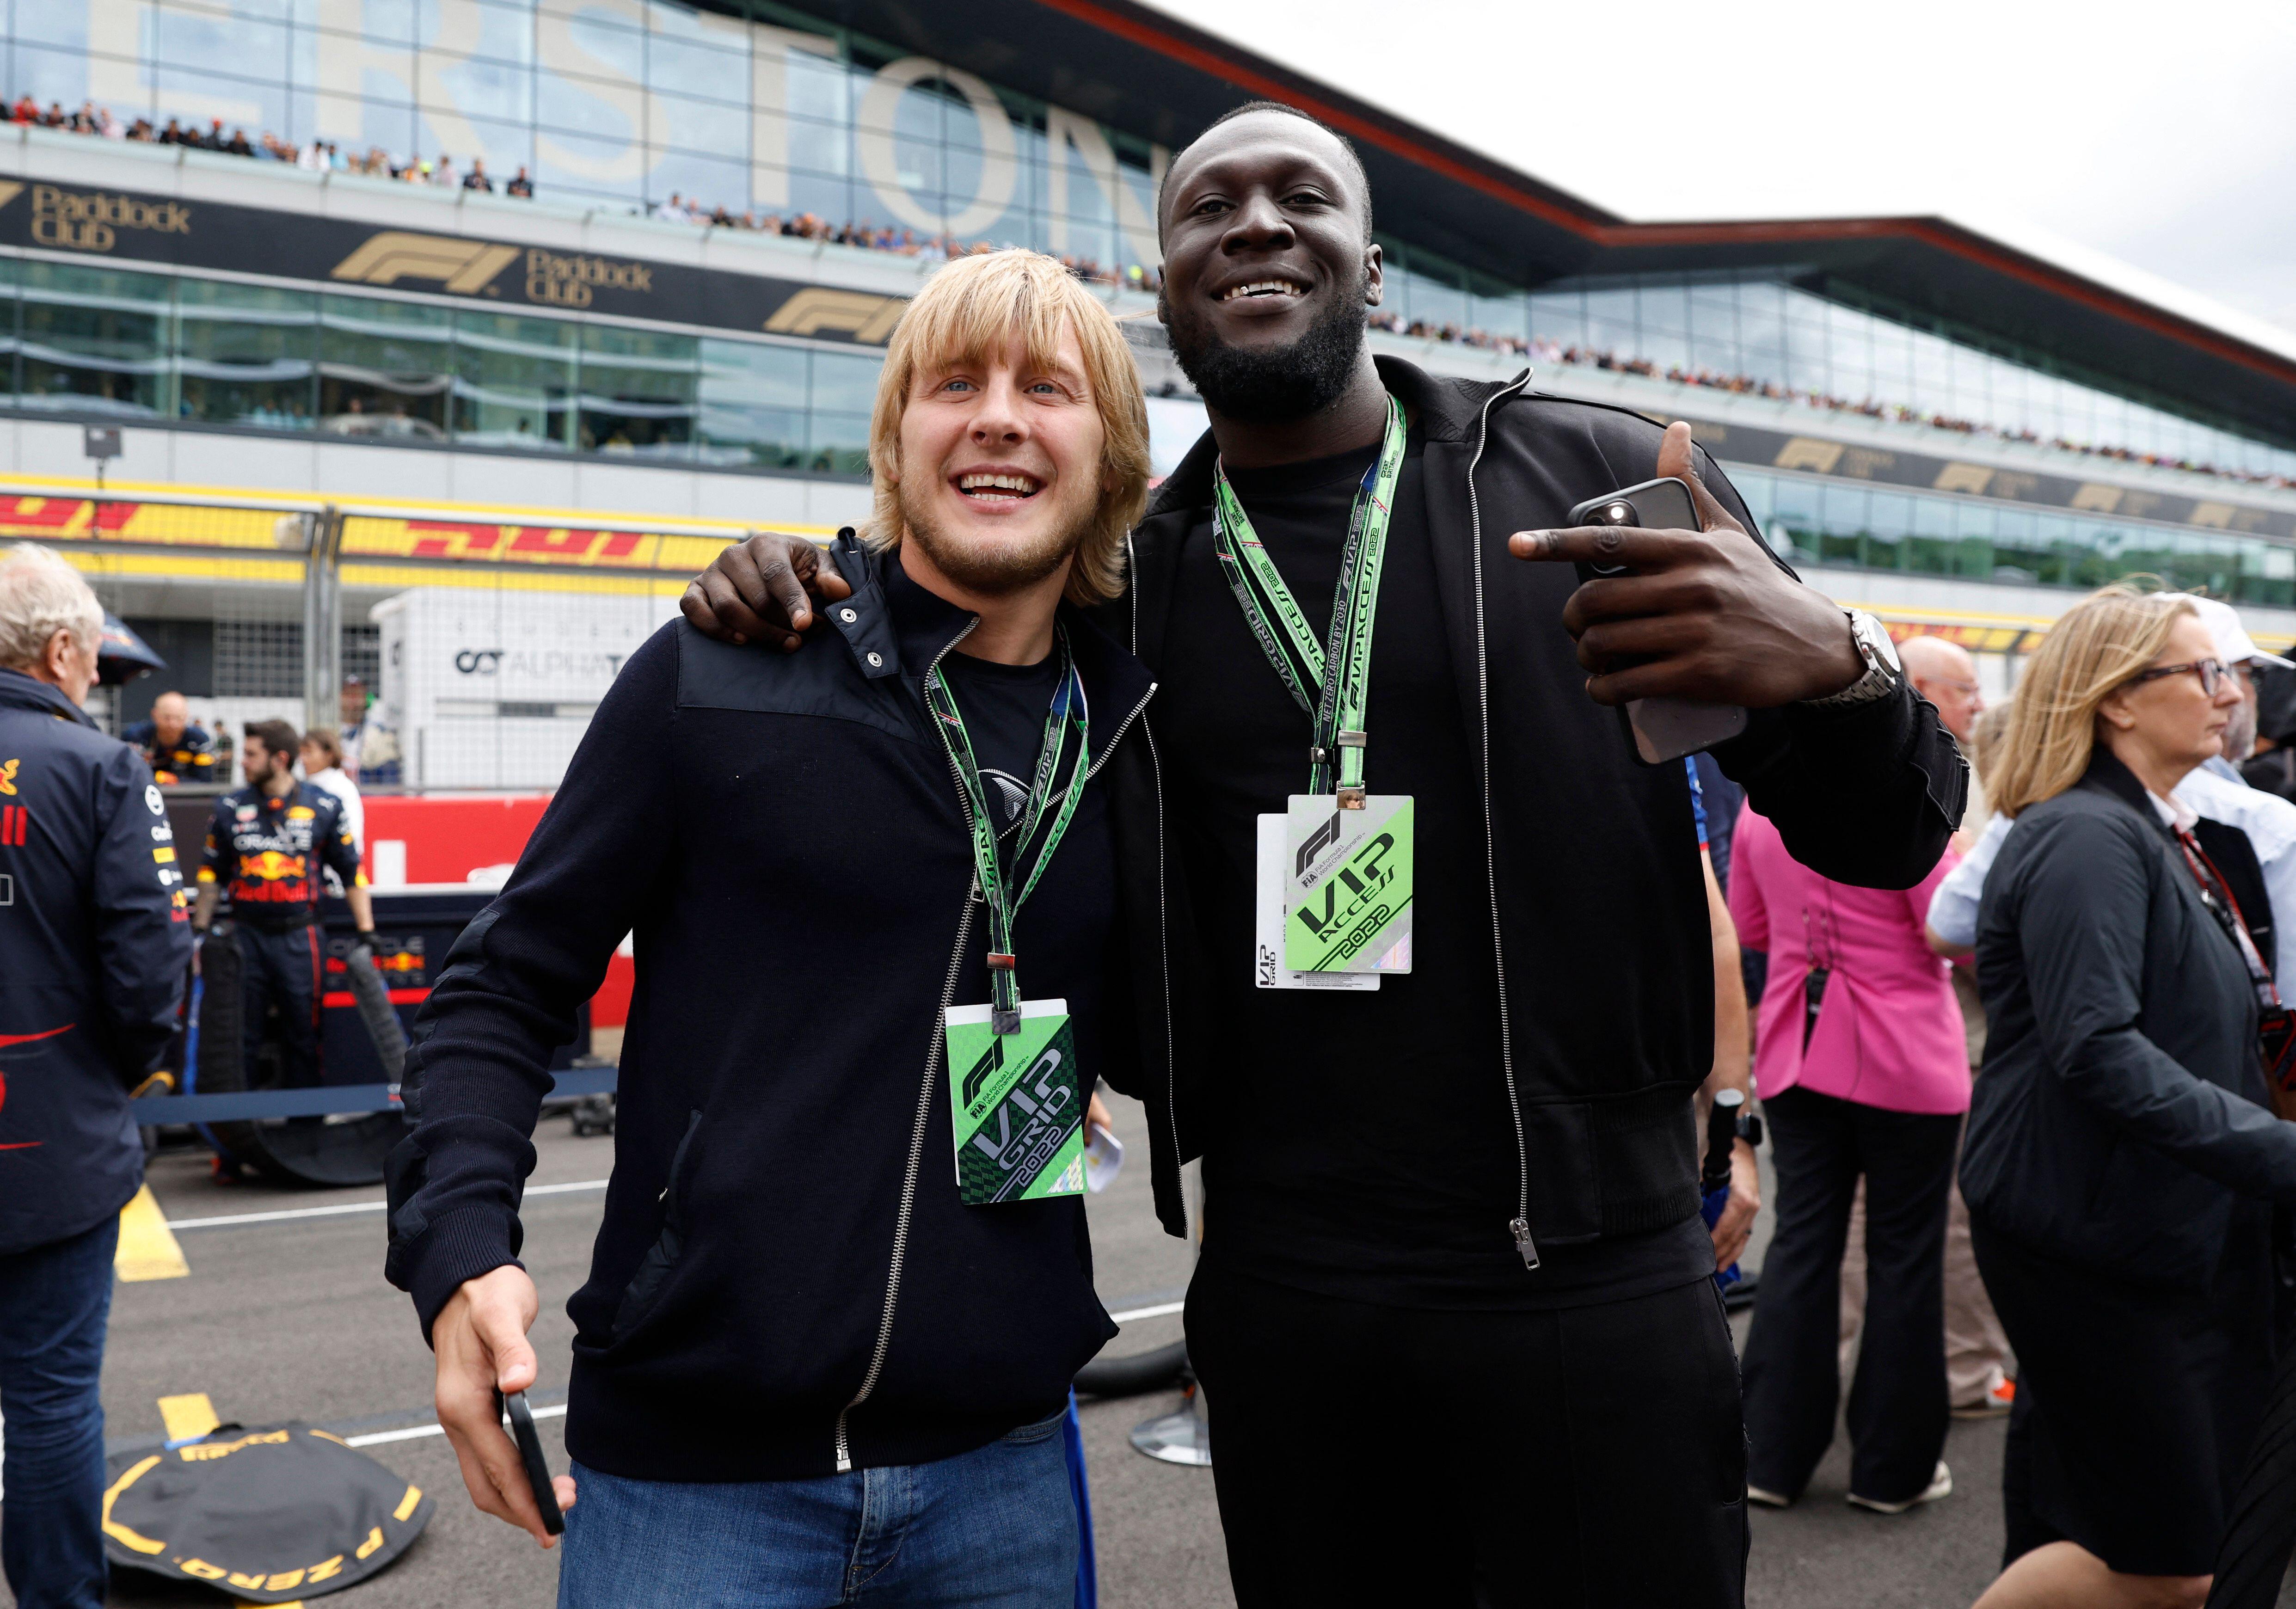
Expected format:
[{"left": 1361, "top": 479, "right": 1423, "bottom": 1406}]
[
  {"left": 925, "top": 629, "right": 1092, "bottom": 1034},
  {"left": 1211, "top": 395, "right": 1406, "bottom": 804}
]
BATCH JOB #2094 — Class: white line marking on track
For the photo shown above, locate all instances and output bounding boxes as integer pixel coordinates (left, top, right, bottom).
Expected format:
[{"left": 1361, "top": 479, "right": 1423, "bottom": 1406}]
[
  {"left": 166, "top": 1179, "right": 609, "bottom": 1231},
  {"left": 345, "top": 1403, "right": 567, "bottom": 1449},
  {"left": 1107, "top": 1300, "right": 1185, "bottom": 1324}
]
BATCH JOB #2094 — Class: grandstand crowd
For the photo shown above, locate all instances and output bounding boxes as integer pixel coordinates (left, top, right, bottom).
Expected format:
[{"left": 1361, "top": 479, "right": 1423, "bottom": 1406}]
[
  {"left": 12, "top": 94, "right": 2290, "bottom": 492},
  {"left": 1372, "top": 315, "right": 2296, "bottom": 491}
]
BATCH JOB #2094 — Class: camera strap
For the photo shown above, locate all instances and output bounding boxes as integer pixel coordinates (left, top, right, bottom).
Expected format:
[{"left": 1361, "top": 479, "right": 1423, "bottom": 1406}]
[{"left": 1211, "top": 395, "right": 1406, "bottom": 805}]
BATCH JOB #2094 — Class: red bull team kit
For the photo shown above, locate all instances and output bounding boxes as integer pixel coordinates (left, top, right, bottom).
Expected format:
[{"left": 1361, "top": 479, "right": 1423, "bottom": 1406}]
[{"left": 199, "top": 783, "right": 367, "bottom": 1091}]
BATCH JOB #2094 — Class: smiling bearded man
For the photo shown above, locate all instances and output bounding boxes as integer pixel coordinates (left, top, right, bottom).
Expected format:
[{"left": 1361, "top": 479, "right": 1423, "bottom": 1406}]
[{"left": 385, "top": 249, "right": 1168, "bottom": 1609}]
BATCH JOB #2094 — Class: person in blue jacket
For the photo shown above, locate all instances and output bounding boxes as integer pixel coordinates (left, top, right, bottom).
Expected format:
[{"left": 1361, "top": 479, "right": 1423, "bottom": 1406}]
[{"left": 0, "top": 542, "right": 192, "bottom": 1609}]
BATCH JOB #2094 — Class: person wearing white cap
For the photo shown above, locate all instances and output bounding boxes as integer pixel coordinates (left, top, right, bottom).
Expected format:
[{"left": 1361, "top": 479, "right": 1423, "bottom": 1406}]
[{"left": 1929, "top": 594, "right": 2296, "bottom": 989}]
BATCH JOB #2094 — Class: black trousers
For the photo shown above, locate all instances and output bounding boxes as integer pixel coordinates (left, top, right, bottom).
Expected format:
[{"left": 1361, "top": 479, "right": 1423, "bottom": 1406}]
[
  {"left": 237, "top": 921, "right": 323, "bottom": 1087},
  {"left": 1185, "top": 1258, "right": 1748, "bottom": 1609},
  {"left": 1739, "top": 1085, "right": 1961, "bottom": 1503}
]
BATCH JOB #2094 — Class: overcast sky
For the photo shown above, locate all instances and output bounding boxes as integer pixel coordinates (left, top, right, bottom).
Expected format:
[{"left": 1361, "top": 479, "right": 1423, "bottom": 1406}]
[{"left": 1143, "top": 0, "right": 2296, "bottom": 339}]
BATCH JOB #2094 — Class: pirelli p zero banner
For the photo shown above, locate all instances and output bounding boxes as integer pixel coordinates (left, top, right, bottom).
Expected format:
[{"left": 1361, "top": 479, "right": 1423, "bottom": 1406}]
[
  {"left": 1682, "top": 414, "right": 2296, "bottom": 543},
  {"left": 0, "top": 178, "right": 909, "bottom": 346}
]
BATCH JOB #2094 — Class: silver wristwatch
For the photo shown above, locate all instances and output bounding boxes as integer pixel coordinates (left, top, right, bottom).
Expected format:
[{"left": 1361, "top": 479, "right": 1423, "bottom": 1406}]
[{"left": 1801, "top": 609, "right": 1902, "bottom": 709}]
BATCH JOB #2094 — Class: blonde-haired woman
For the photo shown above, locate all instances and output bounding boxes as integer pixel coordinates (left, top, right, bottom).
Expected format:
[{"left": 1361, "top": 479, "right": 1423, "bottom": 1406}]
[{"left": 1964, "top": 586, "right": 2296, "bottom": 1609}]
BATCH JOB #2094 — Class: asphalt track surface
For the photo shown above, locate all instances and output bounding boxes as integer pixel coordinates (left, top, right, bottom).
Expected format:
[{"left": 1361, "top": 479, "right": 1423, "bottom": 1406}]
[{"left": 9, "top": 1092, "right": 2295, "bottom": 1609}]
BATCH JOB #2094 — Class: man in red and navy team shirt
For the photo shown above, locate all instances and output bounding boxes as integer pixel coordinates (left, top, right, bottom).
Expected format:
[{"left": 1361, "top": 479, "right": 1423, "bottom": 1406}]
[{"left": 195, "top": 719, "right": 374, "bottom": 1091}]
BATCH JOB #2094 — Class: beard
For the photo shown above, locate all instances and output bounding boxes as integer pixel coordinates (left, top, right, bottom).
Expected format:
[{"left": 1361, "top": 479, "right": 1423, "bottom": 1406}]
[
  {"left": 1163, "top": 265, "right": 1370, "bottom": 424},
  {"left": 898, "top": 475, "right": 1094, "bottom": 598}
]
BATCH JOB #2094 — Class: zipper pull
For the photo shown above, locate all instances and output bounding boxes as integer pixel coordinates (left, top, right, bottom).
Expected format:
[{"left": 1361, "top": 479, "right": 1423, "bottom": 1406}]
[{"left": 1510, "top": 1217, "right": 1541, "bottom": 1270}]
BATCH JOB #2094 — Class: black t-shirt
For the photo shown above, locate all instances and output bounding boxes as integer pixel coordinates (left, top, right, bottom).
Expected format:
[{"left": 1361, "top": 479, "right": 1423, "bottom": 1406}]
[
  {"left": 936, "top": 644, "right": 1116, "bottom": 1098},
  {"left": 1158, "top": 435, "right": 1711, "bottom": 1309}
]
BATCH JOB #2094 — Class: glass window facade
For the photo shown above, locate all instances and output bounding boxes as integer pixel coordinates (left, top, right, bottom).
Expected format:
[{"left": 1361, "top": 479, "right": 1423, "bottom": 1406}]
[
  {"left": 4, "top": 0, "right": 2290, "bottom": 487},
  {"left": 6, "top": 0, "right": 1167, "bottom": 281},
  {"left": 0, "top": 259, "right": 882, "bottom": 473},
  {"left": 1734, "top": 468, "right": 2296, "bottom": 608},
  {"left": 1381, "top": 265, "right": 2296, "bottom": 485}
]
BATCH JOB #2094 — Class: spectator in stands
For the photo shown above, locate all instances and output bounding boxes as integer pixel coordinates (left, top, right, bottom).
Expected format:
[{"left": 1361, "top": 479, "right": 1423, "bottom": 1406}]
[
  {"left": 432, "top": 153, "right": 458, "bottom": 188},
  {"left": 1733, "top": 790, "right": 1969, "bottom": 1517},
  {"left": 0, "top": 543, "right": 191, "bottom": 1609},
  {"left": 122, "top": 690, "right": 219, "bottom": 786},
  {"left": 1962, "top": 587, "right": 2296, "bottom": 1609},
  {"left": 506, "top": 166, "right": 533, "bottom": 198},
  {"left": 463, "top": 157, "right": 492, "bottom": 192}
]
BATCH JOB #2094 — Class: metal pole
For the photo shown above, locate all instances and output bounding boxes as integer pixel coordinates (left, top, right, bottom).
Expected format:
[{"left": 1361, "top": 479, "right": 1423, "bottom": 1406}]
[{"left": 302, "top": 506, "right": 344, "bottom": 737}]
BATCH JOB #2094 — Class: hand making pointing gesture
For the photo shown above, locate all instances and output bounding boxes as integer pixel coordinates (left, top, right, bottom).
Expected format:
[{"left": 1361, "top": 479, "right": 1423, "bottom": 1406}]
[{"left": 1510, "top": 420, "right": 1865, "bottom": 710}]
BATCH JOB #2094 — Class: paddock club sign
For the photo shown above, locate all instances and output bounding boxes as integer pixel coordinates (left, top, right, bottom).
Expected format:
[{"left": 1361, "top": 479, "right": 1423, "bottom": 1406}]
[{"left": 0, "top": 180, "right": 909, "bottom": 345}]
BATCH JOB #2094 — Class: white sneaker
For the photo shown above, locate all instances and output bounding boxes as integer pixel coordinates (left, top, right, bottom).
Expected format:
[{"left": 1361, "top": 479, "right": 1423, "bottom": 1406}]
[
  {"left": 1847, "top": 1460, "right": 1952, "bottom": 1514},
  {"left": 1745, "top": 1484, "right": 1793, "bottom": 1509}
]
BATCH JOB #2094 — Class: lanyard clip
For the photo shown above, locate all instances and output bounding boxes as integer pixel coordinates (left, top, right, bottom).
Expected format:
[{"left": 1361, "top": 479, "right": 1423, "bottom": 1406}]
[
  {"left": 1334, "top": 731, "right": 1368, "bottom": 808},
  {"left": 986, "top": 953, "right": 1020, "bottom": 1034}
]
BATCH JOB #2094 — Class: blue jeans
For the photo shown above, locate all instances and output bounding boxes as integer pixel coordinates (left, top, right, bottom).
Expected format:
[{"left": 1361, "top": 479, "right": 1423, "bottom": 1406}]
[
  {"left": 0, "top": 1216, "right": 119, "bottom": 1609},
  {"left": 560, "top": 1410, "right": 1077, "bottom": 1609}
]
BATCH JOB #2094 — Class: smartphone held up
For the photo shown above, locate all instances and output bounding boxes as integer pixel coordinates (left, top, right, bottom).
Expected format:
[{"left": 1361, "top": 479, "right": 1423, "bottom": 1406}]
[{"left": 1565, "top": 477, "right": 1750, "bottom": 764}]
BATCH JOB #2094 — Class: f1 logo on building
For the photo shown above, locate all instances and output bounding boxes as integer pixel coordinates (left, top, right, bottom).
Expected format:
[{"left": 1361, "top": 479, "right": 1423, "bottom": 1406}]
[{"left": 331, "top": 233, "right": 521, "bottom": 295}]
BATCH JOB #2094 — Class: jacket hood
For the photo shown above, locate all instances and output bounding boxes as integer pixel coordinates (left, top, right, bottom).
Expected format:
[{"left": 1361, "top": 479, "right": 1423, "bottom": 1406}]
[
  {"left": 1144, "top": 355, "right": 1529, "bottom": 521},
  {"left": 0, "top": 666, "right": 98, "bottom": 729}
]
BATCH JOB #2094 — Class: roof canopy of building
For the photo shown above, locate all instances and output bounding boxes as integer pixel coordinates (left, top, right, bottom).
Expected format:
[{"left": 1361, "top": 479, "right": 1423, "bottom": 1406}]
[{"left": 757, "top": 0, "right": 2296, "bottom": 448}]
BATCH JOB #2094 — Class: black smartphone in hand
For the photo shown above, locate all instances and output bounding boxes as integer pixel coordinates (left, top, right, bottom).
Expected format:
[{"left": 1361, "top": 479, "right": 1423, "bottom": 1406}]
[
  {"left": 497, "top": 1390, "right": 565, "bottom": 1535},
  {"left": 1565, "top": 478, "right": 1750, "bottom": 764}
]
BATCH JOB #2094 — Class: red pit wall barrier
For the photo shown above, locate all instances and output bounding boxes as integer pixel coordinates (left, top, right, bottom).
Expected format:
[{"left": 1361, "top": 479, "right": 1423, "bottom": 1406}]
[{"left": 360, "top": 794, "right": 634, "bottom": 1027}]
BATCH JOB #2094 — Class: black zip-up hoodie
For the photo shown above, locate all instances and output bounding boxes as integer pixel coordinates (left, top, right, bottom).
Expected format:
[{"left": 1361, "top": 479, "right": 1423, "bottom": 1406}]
[
  {"left": 1103, "top": 357, "right": 1966, "bottom": 1251},
  {"left": 384, "top": 539, "right": 1168, "bottom": 1481}
]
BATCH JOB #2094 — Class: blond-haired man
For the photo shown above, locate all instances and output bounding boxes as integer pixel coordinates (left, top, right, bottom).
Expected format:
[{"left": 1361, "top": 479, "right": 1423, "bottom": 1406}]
[{"left": 386, "top": 251, "right": 1159, "bottom": 1607}]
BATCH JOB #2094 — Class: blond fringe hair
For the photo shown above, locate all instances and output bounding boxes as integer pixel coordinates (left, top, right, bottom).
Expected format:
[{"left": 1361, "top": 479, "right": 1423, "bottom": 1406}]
[
  {"left": 863, "top": 250, "right": 1149, "bottom": 608},
  {"left": 1989, "top": 584, "right": 2193, "bottom": 818}
]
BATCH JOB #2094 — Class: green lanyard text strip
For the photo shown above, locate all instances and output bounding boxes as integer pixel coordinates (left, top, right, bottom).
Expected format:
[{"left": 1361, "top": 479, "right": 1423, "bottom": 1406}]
[
  {"left": 1210, "top": 395, "right": 1406, "bottom": 801},
  {"left": 925, "top": 629, "right": 1091, "bottom": 1033}
]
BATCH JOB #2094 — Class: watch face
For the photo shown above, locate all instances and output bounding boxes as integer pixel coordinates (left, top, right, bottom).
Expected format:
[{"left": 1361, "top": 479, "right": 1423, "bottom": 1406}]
[{"left": 1859, "top": 612, "right": 1902, "bottom": 672}]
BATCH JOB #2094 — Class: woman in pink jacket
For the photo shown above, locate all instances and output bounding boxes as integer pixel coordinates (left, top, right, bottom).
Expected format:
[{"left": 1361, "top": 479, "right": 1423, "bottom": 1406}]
[{"left": 1729, "top": 802, "right": 1969, "bottom": 1516}]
